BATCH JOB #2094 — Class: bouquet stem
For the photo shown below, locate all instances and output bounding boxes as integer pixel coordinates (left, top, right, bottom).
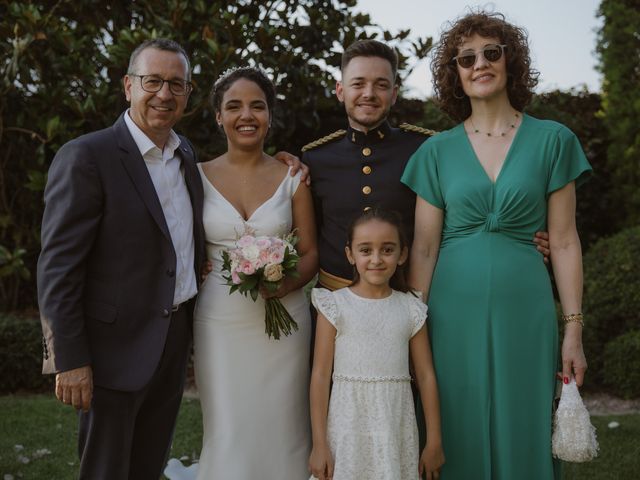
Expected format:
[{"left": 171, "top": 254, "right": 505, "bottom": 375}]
[{"left": 264, "top": 298, "right": 298, "bottom": 340}]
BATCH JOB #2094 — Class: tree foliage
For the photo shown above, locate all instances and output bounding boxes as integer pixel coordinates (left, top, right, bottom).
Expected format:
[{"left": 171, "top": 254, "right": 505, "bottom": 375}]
[
  {"left": 596, "top": 0, "right": 640, "bottom": 226},
  {"left": 0, "top": 0, "right": 432, "bottom": 311}
]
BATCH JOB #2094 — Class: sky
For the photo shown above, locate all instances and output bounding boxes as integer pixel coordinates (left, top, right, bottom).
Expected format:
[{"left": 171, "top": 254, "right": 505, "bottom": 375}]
[{"left": 355, "top": 0, "right": 602, "bottom": 99}]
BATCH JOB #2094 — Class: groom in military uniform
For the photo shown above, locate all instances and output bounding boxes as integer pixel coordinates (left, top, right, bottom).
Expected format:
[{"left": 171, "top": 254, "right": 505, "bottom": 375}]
[{"left": 302, "top": 40, "right": 435, "bottom": 290}]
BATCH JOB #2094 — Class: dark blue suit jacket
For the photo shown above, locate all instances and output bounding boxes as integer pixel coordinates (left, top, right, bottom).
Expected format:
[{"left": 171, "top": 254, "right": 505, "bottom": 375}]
[{"left": 37, "top": 113, "right": 205, "bottom": 391}]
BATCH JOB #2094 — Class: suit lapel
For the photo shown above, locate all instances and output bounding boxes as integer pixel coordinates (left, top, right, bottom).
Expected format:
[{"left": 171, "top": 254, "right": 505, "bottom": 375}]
[
  {"left": 177, "top": 140, "right": 206, "bottom": 282},
  {"left": 114, "top": 115, "right": 172, "bottom": 243}
]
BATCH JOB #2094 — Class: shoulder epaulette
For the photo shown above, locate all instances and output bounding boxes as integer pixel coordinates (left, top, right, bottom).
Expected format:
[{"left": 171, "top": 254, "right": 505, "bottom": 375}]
[
  {"left": 399, "top": 123, "right": 438, "bottom": 137},
  {"left": 301, "top": 129, "right": 347, "bottom": 152}
]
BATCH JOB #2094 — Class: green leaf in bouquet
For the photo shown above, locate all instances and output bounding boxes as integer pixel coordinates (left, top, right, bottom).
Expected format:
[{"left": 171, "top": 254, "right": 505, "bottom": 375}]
[
  {"left": 243, "top": 275, "right": 258, "bottom": 291},
  {"left": 250, "top": 287, "right": 259, "bottom": 302}
]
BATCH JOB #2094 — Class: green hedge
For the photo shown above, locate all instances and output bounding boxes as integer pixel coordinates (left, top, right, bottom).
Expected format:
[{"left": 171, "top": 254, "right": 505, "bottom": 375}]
[
  {"left": 603, "top": 330, "right": 640, "bottom": 398},
  {"left": 582, "top": 225, "right": 640, "bottom": 389},
  {"left": 0, "top": 314, "right": 53, "bottom": 393}
]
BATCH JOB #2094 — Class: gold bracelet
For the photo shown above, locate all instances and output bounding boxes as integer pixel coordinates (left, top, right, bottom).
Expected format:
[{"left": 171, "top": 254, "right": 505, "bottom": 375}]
[{"left": 562, "top": 313, "right": 584, "bottom": 327}]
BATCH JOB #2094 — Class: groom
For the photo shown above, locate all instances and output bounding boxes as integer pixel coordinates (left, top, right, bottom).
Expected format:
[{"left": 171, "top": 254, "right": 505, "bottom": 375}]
[{"left": 37, "top": 39, "right": 205, "bottom": 479}]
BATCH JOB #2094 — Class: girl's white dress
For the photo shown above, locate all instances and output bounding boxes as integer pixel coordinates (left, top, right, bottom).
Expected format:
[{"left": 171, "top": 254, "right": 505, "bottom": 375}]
[{"left": 311, "top": 287, "right": 427, "bottom": 480}]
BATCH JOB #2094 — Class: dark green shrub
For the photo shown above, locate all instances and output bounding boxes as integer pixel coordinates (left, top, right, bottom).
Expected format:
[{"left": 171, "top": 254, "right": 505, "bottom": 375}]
[
  {"left": 603, "top": 331, "right": 640, "bottom": 398},
  {"left": 0, "top": 314, "right": 53, "bottom": 392},
  {"left": 582, "top": 226, "right": 640, "bottom": 389}
]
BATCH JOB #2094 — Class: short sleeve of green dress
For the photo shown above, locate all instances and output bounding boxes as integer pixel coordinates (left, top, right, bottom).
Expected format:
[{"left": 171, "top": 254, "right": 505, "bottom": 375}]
[
  {"left": 401, "top": 114, "right": 591, "bottom": 480},
  {"left": 546, "top": 124, "right": 592, "bottom": 194}
]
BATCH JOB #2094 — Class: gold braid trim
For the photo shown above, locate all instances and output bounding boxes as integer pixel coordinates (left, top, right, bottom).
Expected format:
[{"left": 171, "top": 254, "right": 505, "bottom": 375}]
[
  {"left": 399, "top": 123, "right": 438, "bottom": 137},
  {"left": 301, "top": 129, "right": 347, "bottom": 152}
]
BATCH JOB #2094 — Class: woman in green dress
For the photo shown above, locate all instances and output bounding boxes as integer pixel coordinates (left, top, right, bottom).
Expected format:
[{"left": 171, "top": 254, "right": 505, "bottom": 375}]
[{"left": 402, "top": 11, "right": 591, "bottom": 480}]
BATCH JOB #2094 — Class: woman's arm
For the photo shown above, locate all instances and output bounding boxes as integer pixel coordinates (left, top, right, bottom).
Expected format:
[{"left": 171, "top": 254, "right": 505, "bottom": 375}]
[
  {"left": 408, "top": 197, "right": 444, "bottom": 301},
  {"left": 411, "top": 326, "right": 445, "bottom": 478},
  {"left": 308, "top": 313, "right": 336, "bottom": 480},
  {"left": 265, "top": 181, "right": 318, "bottom": 298},
  {"left": 548, "top": 181, "right": 587, "bottom": 386}
]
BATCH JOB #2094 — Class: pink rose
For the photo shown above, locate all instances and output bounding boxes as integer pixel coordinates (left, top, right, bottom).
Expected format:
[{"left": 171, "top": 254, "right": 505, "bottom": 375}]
[
  {"left": 255, "top": 236, "right": 271, "bottom": 250},
  {"left": 231, "top": 270, "right": 242, "bottom": 284},
  {"left": 237, "top": 235, "right": 255, "bottom": 248},
  {"left": 258, "top": 249, "right": 270, "bottom": 268},
  {"left": 240, "top": 260, "right": 256, "bottom": 275},
  {"left": 268, "top": 245, "right": 285, "bottom": 264}
]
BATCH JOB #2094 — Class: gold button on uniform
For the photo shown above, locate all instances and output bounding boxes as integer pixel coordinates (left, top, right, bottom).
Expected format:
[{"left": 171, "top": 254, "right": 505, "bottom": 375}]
[
  {"left": 362, "top": 165, "right": 372, "bottom": 174},
  {"left": 362, "top": 147, "right": 372, "bottom": 156},
  {"left": 362, "top": 186, "right": 372, "bottom": 195}
]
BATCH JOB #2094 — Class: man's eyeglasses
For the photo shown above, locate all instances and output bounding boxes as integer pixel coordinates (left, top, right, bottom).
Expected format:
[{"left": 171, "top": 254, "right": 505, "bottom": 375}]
[
  {"left": 452, "top": 44, "right": 507, "bottom": 69},
  {"left": 129, "top": 74, "right": 193, "bottom": 96}
]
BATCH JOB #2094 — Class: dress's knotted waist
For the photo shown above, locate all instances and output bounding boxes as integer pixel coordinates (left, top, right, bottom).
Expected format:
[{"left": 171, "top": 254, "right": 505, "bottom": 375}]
[
  {"left": 483, "top": 212, "right": 500, "bottom": 232},
  {"left": 333, "top": 374, "right": 412, "bottom": 383}
]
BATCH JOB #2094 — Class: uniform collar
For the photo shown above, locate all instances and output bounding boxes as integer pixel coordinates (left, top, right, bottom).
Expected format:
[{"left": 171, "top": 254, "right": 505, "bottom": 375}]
[{"left": 347, "top": 121, "right": 391, "bottom": 146}]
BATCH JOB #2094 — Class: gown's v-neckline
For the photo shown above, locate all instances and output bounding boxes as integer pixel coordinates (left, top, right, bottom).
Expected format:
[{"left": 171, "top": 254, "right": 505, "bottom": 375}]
[
  {"left": 198, "top": 164, "right": 292, "bottom": 222},
  {"left": 460, "top": 113, "right": 527, "bottom": 185}
]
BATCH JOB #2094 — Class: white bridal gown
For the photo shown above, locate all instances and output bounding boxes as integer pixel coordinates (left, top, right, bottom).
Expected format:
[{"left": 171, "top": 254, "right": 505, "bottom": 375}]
[{"left": 191, "top": 165, "right": 311, "bottom": 479}]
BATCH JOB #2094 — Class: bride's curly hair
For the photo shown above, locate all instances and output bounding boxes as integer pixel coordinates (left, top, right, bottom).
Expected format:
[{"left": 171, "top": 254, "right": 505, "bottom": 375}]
[{"left": 431, "top": 10, "right": 539, "bottom": 122}]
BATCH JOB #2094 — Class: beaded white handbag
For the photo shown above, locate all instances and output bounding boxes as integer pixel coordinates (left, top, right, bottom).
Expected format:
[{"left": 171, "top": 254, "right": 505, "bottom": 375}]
[{"left": 551, "top": 379, "right": 599, "bottom": 462}]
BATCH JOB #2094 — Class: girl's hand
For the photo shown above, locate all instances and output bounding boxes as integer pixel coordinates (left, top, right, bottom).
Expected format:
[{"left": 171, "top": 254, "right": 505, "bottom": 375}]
[
  {"left": 308, "top": 444, "right": 334, "bottom": 480},
  {"left": 561, "top": 326, "right": 587, "bottom": 386},
  {"left": 419, "top": 441, "right": 445, "bottom": 480}
]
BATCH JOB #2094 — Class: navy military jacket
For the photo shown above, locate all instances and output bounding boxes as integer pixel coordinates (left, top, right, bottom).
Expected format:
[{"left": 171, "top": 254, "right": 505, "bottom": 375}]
[{"left": 303, "top": 121, "right": 432, "bottom": 281}]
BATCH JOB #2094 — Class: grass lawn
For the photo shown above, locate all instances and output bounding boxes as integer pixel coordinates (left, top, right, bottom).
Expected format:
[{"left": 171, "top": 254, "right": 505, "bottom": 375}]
[{"left": 2, "top": 394, "right": 638, "bottom": 479}]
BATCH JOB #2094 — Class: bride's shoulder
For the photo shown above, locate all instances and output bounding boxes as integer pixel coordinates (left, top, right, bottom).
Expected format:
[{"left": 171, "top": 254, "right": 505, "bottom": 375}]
[{"left": 199, "top": 155, "right": 226, "bottom": 174}]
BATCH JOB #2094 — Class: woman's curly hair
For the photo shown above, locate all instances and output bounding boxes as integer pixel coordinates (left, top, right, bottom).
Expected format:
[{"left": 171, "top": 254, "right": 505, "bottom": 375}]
[{"left": 431, "top": 11, "right": 539, "bottom": 122}]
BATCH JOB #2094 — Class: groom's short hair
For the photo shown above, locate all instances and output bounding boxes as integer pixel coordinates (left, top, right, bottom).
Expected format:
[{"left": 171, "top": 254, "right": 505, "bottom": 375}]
[{"left": 341, "top": 39, "right": 399, "bottom": 81}]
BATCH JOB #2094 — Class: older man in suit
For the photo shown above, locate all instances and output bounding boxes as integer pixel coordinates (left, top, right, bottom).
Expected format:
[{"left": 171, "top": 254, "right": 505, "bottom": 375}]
[{"left": 37, "top": 38, "right": 205, "bottom": 479}]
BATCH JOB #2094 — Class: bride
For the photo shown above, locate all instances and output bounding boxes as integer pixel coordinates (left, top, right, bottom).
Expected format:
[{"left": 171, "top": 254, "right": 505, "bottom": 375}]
[{"left": 184, "top": 67, "right": 317, "bottom": 479}]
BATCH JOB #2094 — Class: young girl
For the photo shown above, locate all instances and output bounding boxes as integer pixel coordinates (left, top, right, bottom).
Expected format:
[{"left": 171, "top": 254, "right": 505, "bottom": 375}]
[{"left": 308, "top": 208, "right": 445, "bottom": 480}]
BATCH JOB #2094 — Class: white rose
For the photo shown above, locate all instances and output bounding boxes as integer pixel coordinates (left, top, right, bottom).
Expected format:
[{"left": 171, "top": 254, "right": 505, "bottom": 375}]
[{"left": 241, "top": 244, "right": 260, "bottom": 262}]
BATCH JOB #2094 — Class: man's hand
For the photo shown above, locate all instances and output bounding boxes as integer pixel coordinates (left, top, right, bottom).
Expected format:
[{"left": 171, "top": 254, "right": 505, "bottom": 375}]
[
  {"left": 274, "top": 151, "right": 310, "bottom": 186},
  {"left": 533, "top": 231, "right": 550, "bottom": 264},
  {"left": 201, "top": 260, "right": 213, "bottom": 282},
  {"left": 56, "top": 365, "right": 93, "bottom": 412}
]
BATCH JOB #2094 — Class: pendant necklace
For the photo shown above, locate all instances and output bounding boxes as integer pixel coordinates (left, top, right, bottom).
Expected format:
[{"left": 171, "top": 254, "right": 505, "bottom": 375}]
[{"left": 469, "top": 112, "right": 520, "bottom": 137}]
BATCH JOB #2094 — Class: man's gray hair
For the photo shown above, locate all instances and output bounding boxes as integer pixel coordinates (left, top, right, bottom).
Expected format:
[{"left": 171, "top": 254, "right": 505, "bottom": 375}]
[{"left": 127, "top": 38, "right": 191, "bottom": 79}]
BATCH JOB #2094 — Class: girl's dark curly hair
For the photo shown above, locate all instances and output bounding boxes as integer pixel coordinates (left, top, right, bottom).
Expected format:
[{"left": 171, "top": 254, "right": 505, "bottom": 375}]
[{"left": 431, "top": 11, "right": 539, "bottom": 122}]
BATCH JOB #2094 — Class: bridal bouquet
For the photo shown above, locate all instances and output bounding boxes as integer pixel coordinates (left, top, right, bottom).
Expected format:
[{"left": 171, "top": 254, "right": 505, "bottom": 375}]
[{"left": 221, "top": 229, "right": 300, "bottom": 340}]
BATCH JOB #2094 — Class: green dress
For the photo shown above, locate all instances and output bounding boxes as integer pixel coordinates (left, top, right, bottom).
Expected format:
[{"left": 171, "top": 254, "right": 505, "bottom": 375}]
[{"left": 401, "top": 114, "right": 591, "bottom": 480}]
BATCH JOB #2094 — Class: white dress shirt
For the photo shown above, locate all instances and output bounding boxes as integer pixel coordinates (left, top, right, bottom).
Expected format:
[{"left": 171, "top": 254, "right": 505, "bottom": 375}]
[{"left": 124, "top": 110, "right": 197, "bottom": 306}]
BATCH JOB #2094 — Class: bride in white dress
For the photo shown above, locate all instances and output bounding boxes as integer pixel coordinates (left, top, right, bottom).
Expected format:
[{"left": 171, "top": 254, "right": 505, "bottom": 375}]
[{"left": 191, "top": 67, "right": 317, "bottom": 479}]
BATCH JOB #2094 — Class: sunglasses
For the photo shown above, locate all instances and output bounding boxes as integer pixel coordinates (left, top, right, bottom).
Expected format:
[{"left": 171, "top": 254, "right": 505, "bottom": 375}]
[{"left": 452, "top": 44, "right": 507, "bottom": 69}]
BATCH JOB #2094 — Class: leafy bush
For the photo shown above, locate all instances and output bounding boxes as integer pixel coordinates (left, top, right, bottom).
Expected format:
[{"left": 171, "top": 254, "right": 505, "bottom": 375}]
[
  {"left": 0, "top": 314, "right": 52, "bottom": 392},
  {"left": 582, "top": 226, "right": 640, "bottom": 389},
  {"left": 603, "top": 330, "right": 640, "bottom": 399}
]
